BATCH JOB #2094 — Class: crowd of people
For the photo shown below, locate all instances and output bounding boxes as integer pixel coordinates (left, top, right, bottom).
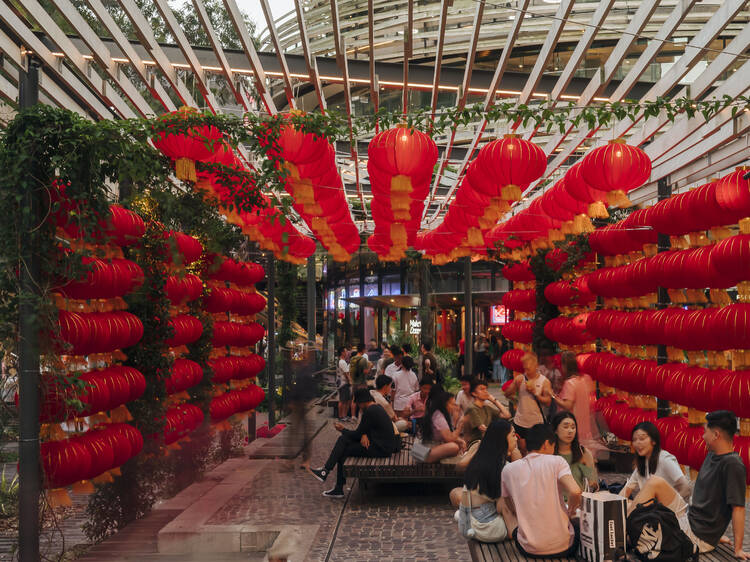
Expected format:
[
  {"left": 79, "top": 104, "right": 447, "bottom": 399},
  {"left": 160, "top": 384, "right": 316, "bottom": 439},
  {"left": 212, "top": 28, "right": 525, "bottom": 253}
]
[{"left": 314, "top": 346, "right": 749, "bottom": 559}]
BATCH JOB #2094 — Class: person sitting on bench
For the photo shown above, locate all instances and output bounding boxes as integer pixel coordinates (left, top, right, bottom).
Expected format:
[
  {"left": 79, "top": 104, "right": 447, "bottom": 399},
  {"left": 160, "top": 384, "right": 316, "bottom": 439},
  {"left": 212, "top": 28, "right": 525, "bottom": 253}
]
[
  {"left": 461, "top": 380, "right": 511, "bottom": 447},
  {"left": 370, "top": 374, "right": 408, "bottom": 432},
  {"left": 626, "top": 410, "right": 748, "bottom": 558},
  {"left": 501, "top": 423, "right": 582, "bottom": 558},
  {"left": 421, "top": 390, "right": 466, "bottom": 463},
  {"left": 309, "top": 387, "right": 401, "bottom": 498}
]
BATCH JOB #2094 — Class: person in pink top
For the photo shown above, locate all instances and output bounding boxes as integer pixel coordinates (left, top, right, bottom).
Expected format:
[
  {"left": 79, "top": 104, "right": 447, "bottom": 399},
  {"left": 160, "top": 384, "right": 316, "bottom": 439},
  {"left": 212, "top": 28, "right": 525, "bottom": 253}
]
[
  {"left": 551, "top": 351, "right": 594, "bottom": 442},
  {"left": 500, "top": 423, "right": 582, "bottom": 558},
  {"left": 403, "top": 378, "right": 433, "bottom": 421}
]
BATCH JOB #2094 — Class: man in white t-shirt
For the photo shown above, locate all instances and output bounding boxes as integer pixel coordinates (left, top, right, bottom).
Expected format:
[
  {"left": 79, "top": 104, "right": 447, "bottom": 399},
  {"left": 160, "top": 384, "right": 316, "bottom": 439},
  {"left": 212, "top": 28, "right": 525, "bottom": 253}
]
[
  {"left": 384, "top": 344, "right": 403, "bottom": 380},
  {"left": 501, "top": 423, "right": 582, "bottom": 558}
]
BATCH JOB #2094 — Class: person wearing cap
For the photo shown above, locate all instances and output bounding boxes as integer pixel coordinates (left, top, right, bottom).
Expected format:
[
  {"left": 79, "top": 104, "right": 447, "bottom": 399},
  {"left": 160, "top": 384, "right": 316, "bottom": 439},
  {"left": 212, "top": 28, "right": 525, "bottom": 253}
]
[{"left": 309, "top": 387, "right": 401, "bottom": 498}]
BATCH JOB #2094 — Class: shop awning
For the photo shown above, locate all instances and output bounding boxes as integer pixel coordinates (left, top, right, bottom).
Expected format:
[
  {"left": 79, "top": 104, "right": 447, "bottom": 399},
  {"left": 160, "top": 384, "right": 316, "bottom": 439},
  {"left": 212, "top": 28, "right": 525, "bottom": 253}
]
[{"left": 344, "top": 291, "right": 506, "bottom": 309}]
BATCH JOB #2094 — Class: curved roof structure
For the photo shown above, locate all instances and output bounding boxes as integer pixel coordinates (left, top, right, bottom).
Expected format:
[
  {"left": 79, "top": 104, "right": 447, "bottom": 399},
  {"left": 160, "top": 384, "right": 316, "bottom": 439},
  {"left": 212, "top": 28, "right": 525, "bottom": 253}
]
[{"left": 2, "top": 0, "right": 750, "bottom": 238}]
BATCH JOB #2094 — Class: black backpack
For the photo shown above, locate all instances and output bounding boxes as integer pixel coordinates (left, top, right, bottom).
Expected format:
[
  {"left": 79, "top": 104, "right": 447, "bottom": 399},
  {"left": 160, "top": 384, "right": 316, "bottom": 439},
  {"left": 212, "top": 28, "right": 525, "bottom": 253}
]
[{"left": 626, "top": 498, "right": 698, "bottom": 562}]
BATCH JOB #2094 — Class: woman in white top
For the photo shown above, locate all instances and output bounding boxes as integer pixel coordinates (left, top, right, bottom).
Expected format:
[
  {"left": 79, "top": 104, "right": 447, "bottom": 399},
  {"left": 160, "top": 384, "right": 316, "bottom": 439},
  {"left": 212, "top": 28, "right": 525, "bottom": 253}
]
[
  {"left": 335, "top": 346, "right": 352, "bottom": 421},
  {"left": 620, "top": 421, "right": 691, "bottom": 503},
  {"left": 503, "top": 352, "right": 551, "bottom": 453}
]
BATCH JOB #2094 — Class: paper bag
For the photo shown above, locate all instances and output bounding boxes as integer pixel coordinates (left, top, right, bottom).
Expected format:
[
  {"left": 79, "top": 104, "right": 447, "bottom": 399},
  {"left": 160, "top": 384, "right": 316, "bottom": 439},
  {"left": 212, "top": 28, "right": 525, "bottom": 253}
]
[{"left": 579, "top": 490, "right": 627, "bottom": 562}]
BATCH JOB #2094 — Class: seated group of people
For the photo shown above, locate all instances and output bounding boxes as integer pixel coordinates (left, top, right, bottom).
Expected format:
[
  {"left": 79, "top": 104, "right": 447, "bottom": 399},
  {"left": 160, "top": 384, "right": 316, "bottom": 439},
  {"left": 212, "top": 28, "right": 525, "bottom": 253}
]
[{"left": 451, "top": 409, "right": 748, "bottom": 559}]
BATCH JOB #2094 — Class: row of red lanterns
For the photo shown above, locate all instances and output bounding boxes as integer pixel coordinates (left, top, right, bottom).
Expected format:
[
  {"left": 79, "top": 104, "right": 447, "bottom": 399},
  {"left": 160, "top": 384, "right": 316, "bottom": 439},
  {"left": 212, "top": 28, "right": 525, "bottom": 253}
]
[
  {"left": 56, "top": 257, "right": 144, "bottom": 301},
  {"left": 211, "top": 321, "right": 265, "bottom": 348},
  {"left": 54, "top": 198, "right": 146, "bottom": 247},
  {"left": 543, "top": 316, "right": 594, "bottom": 346},
  {"left": 165, "top": 231, "right": 203, "bottom": 266},
  {"left": 585, "top": 306, "right": 750, "bottom": 351},
  {"left": 165, "top": 359, "right": 204, "bottom": 395},
  {"left": 500, "top": 349, "right": 525, "bottom": 373},
  {"left": 209, "top": 354, "right": 265, "bottom": 384},
  {"left": 205, "top": 255, "right": 264, "bottom": 286},
  {"left": 485, "top": 140, "right": 651, "bottom": 251},
  {"left": 38, "top": 366, "right": 145, "bottom": 422},
  {"left": 204, "top": 286, "right": 266, "bottom": 316},
  {"left": 589, "top": 169, "right": 750, "bottom": 257},
  {"left": 57, "top": 310, "right": 144, "bottom": 355},
  {"left": 165, "top": 314, "right": 204, "bottom": 347},
  {"left": 585, "top": 238, "right": 749, "bottom": 298},
  {"left": 368, "top": 126, "right": 437, "bottom": 261},
  {"left": 580, "top": 353, "right": 750, "bottom": 418},
  {"left": 41, "top": 423, "right": 143, "bottom": 489},
  {"left": 274, "top": 117, "right": 359, "bottom": 261},
  {"left": 209, "top": 385, "right": 265, "bottom": 423},
  {"left": 154, "top": 108, "right": 314, "bottom": 263},
  {"left": 502, "top": 261, "right": 535, "bottom": 282},
  {"left": 163, "top": 404, "right": 204, "bottom": 445}
]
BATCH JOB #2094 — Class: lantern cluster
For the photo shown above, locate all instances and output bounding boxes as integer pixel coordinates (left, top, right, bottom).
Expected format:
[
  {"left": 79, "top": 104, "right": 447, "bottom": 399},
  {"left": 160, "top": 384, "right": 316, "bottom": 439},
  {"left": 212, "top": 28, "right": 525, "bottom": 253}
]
[
  {"left": 501, "top": 321, "right": 534, "bottom": 344},
  {"left": 205, "top": 256, "right": 264, "bottom": 286},
  {"left": 543, "top": 315, "right": 594, "bottom": 346},
  {"left": 38, "top": 366, "right": 145, "bottom": 422},
  {"left": 165, "top": 274, "right": 203, "bottom": 306},
  {"left": 208, "top": 355, "right": 266, "bottom": 384},
  {"left": 209, "top": 385, "right": 265, "bottom": 423},
  {"left": 500, "top": 349, "right": 525, "bottom": 373},
  {"left": 166, "top": 314, "right": 204, "bottom": 347},
  {"left": 544, "top": 278, "right": 595, "bottom": 307},
  {"left": 367, "top": 126, "right": 437, "bottom": 261},
  {"left": 502, "top": 289, "right": 537, "bottom": 313},
  {"left": 165, "top": 359, "right": 204, "bottom": 394},
  {"left": 273, "top": 117, "right": 359, "bottom": 262},
  {"left": 56, "top": 257, "right": 144, "bottom": 300},
  {"left": 57, "top": 310, "right": 144, "bottom": 355},
  {"left": 211, "top": 321, "right": 265, "bottom": 348},
  {"left": 204, "top": 285, "right": 266, "bottom": 316},
  {"left": 41, "top": 423, "right": 143, "bottom": 490}
]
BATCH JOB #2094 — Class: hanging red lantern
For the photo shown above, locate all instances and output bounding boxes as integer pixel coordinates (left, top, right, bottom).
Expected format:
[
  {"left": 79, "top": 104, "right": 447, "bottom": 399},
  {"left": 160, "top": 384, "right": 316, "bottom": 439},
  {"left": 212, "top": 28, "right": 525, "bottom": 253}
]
[
  {"left": 715, "top": 167, "right": 750, "bottom": 220},
  {"left": 580, "top": 139, "right": 651, "bottom": 207},
  {"left": 473, "top": 134, "right": 546, "bottom": 202}
]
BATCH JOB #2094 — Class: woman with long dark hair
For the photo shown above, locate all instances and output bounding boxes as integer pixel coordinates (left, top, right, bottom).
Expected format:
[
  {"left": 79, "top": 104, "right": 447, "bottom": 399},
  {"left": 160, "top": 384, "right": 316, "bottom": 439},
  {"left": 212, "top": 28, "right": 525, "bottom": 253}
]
[
  {"left": 552, "top": 411, "right": 598, "bottom": 492},
  {"left": 421, "top": 390, "right": 465, "bottom": 463},
  {"left": 449, "top": 420, "right": 520, "bottom": 542},
  {"left": 619, "top": 421, "right": 691, "bottom": 502}
]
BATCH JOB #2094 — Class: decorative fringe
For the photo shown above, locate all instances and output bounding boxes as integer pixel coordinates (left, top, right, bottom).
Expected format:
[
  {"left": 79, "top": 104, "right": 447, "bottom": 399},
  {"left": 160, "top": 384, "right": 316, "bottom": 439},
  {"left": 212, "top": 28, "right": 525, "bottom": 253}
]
[
  {"left": 110, "top": 405, "right": 133, "bottom": 423},
  {"left": 667, "top": 289, "right": 686, "bottom": 303},
  {"left": 47, "top": 489, "right": 72, "bottom": 508},
  {"left": 573, "top": 214, "right": 594, "bottom": 233},
  {"left": 467, "top": 228, "right": 484, "bottom": 247},
  {"left": 110, "top": 467, "right": 122, "bottom": 477},
  {"left": 390, "top": 175, "right": 413, "bottom": 195},
  {"left": 741, "top": 218, "right": 750, "bottom": 235},
  {"left": 709, "top": 226, "right": 732, "bottom": 241},
  {"left": 175, "top": 157, "right": 197, "bottom": 182},
  {"left": 501, "top": 184, "right": 522, "bottom": 202},
  {"left": 642, "top": 243, "right": 658, "bottom": 257},
  {"left": 606, "top": 189, "right": 632, "bottom": 208},
  {"left": 548, "top": 229, "right": 564, "bottom": 243},
  {"left": 92, "top": 471, "right": 114, "bottom": 484},
  {"left": 709, "top": 289, "right": 732, "bottom": 306},
  {"left": 740, "top": 418, "right": 750, "bottom": 438},
  {"left": 587, "top": 200, "right": 609, "bottom": 219},
  {"left": 72, "top": 480, "right": 95, "bottom": 494},
  {"left": 561, "top": 221, "right": 574, "bottom": 235}
]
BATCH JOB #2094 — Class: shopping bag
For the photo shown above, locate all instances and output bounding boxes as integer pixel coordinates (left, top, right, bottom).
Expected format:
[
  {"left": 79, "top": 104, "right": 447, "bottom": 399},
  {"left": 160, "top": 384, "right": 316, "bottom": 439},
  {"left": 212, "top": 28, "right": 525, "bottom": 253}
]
[{"left": 579, "top": 490, "right": 627, "bottom": 562}]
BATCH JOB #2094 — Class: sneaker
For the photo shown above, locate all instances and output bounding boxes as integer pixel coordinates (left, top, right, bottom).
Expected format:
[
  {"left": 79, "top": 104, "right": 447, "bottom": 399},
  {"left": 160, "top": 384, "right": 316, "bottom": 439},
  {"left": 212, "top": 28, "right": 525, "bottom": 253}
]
[
  {"left": 309, "top": 467, "right": 328, "bottom": 483},
  {"left": 322, "top": 488, "right": 345, "bottom": 498}
]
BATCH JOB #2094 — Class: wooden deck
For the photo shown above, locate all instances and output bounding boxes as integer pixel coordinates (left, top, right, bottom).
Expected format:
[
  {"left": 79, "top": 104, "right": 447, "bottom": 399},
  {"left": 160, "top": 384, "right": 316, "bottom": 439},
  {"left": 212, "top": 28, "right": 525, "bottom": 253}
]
[
  {"left": 468, "top": 538, "right": 738, "bottom": 561},
  {"left": 344, "top": 435, "right": 461, "bottom": 483}
]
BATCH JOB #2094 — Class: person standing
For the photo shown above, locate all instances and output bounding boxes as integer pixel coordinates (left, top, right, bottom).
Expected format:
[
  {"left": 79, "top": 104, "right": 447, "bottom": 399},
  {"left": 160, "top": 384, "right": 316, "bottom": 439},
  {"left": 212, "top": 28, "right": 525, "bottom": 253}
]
[
  {"left": 384, "top": 345, "right": 403, "bottom": 380},
  {"left": 390, "top": 354, "right": 418, "bottom": 417},
  {"left": 310, "top": 388, "right": 401, "bottom": 497},
  {"left": 503, "top": 352, "right": 552, "bottom": 453},
  {"left": 539, "top": 349, "right": 563, "bottom": 396},
  {"left": 474, "top": 337, "right": 492, "bottom": 382},
  {"left": 335, "top": 346, "right": 352, "bottom": 421},
  {"left": 420, "top": 340, "right": 439, "bottom": 384},
  {"left": 550, "top": 351, "right": 595, "bottom": 443}
]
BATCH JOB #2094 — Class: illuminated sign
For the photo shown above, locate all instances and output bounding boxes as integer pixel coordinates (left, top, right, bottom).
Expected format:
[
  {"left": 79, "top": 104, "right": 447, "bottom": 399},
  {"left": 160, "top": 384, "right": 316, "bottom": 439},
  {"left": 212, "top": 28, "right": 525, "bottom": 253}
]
[
  {"left": 490, "top": 305, "right": 508, "bottom": 326},
  {"left": 409, "top": 318, "right": 422, "bottom": 335}
]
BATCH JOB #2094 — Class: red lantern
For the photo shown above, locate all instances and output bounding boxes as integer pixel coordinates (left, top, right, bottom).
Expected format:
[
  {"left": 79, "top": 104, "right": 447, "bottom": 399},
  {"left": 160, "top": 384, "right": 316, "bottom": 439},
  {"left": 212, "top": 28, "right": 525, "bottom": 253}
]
[
  {"left": 715, "top": 167, "right": 750, "bottom": 220},
  {"left": 580, "top": 139, "right": 651, "bottom": 206},
  {"left": 473, "top": 134, "right": 546, "bottom": 202}
]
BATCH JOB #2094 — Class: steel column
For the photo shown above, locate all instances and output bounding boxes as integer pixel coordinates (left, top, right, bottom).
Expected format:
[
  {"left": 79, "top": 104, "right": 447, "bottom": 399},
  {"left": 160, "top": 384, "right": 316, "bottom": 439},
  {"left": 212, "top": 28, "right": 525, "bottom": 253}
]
[
  {"left": 656, "top": 177, "right": 672, "bottom": 419},
  {"left": 266, "top": 253, "right": 276, "bottom": 428},
  {"left": 18, "top": 55, "right": 41, "bottom": 562},
  {"left": 464, "top": 257, "right": 473, "bottom": 376}
]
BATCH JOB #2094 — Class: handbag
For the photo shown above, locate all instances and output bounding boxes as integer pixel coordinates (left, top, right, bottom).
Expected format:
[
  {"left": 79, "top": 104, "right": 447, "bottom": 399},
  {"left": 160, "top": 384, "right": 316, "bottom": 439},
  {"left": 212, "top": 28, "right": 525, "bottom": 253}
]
[
  {"left": 458, "top": 486, "right": 507, "bottom": 543},
  {"left": 409, "top": 439, "right": 431, "bottom": 462}
]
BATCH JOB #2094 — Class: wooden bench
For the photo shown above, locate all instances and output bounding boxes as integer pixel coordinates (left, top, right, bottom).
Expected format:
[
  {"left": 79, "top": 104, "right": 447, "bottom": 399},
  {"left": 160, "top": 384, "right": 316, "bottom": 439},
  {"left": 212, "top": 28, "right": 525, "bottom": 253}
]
[
  {"left": 468, "top": 538, "right": 738, "bottom": 561},
  {"left": 344, "top": 435, "right": 462, "bottom": 487}
]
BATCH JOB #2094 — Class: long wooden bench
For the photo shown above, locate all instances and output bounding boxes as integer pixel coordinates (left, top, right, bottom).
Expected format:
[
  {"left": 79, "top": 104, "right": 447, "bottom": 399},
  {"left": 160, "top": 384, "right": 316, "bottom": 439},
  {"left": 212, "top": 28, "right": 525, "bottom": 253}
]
[
  {"left": 344, "top": 435, "right": 462, "bottom": 486},
  {"left": 468, "top": 538, "right": 738, "bottom": 561}
]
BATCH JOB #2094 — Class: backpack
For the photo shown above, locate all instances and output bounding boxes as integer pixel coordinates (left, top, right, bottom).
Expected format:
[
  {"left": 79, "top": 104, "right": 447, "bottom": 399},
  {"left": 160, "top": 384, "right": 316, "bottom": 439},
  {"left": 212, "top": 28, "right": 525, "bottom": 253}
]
[
  {"left": 626, "top": 498, "right": 698, "bottom": 562},
  {"left": 349, "top": 355, "right": 366, "bottom": 385}
]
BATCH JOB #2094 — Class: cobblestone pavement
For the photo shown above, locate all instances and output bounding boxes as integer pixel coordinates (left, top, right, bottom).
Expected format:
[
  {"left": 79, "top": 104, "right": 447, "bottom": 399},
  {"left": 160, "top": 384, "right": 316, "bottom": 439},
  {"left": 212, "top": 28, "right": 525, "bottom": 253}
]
[{"left": 209, "top": 420, "right": 470, "bottom": 561}]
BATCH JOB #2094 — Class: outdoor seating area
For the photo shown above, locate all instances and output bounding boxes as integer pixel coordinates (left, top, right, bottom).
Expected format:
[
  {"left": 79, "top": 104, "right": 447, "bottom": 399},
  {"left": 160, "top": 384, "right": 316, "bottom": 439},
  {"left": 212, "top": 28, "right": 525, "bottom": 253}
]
[{"left": 4, "top": 0, "right": 750, "bottom": 561}]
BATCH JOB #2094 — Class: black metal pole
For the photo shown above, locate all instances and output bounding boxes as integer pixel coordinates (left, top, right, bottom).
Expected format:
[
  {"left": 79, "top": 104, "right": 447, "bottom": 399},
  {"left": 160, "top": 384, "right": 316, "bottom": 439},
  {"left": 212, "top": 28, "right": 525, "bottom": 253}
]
[
  {"left": 18, "top": 55, "right": 41, "bottom": 562},
  {"left": 306, "top": 255, "right": 316, "bottom": 345},
  {"left": 266, "top": 253, "right": 276, "bottom": 428},
  {"left": 377, "top": 264, "right": 383, "bottom": 344},
  {"left": 359, "top": 258, "right": 365, "bottom": 345},
  {"left": 464, "top": 257, "right": 473, "bottom": 376},
  {"left": 419, "top": 259, "right": 432, "bottom": 343},
  {"left": 656, "top": 177, "right": 672, "bottom": 419}
]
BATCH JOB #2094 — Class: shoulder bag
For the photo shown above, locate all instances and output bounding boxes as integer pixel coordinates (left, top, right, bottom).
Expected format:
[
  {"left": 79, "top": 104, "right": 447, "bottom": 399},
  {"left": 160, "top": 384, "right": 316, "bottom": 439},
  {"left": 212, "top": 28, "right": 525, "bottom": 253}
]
[{"left": 457, "top": 486, "right": 507, "bottom": 543}]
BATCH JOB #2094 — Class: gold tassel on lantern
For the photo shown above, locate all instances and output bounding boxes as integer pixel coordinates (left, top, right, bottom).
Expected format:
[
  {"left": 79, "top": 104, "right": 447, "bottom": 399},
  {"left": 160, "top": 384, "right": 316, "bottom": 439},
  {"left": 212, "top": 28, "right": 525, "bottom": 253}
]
[
  {"left": 709, "top": 226, "right": 732, "bottom": 241},
  {"left": 391, "top": 175, "right": 414, "bottom": 196},
  {"left": 606, "top": 190, "right": 632, "bottom": 208},
  {"left": 72, "top": 480, "right": 95, "bottom": 494},
  {"left": 573, "top": 214, "right": 594, "bottom": 233},
  {"left": 175, "top": 158, "right": 197, "bottom": 182},
  {"left": 92, "top": 471, "right": 114, "bottom": 484},
  {"left": 467, "top": 227, "right": 484, "bottom": 247},
  {"left": 548, "top": 229, "right": 564, "bottom": 243},
  {"left": 501, "top": 184, "right": 522, "bottom": 202},
  {"left": 587, "top": 200, "right": 609, "bottom": 219},
  {"left": 561, "top": 221, "right": 574, "bottom": 235}
]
